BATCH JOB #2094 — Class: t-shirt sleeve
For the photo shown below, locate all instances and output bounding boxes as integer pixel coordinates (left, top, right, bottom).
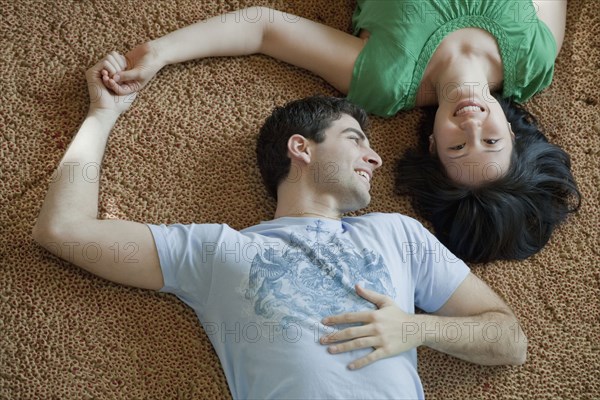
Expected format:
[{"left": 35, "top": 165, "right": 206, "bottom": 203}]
[
  {"left": 146, "top": 223, "right": 235, "bottom": 310},
  {"left": 402, "top": 218, "right": 471, "bottom": 313}
]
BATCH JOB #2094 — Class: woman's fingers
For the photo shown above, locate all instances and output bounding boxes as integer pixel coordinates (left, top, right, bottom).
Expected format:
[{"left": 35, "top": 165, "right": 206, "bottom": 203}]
[
  {"left": 101, "top": 57, "right": 117, "bottom": 76},
  {"left": 104, "top": 52, "right": 128, "bottom": 78},
  {"left": 110, "top": 51, "right": 127, "bottom": 70}
]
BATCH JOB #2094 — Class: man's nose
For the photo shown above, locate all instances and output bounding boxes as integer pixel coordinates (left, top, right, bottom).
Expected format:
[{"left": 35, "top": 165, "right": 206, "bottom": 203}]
[{"left": 364, "top": 148, "right": 383, "bottom": 169}]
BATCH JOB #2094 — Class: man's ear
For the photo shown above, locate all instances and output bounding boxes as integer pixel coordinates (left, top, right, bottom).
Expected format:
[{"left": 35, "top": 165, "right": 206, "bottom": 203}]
[{"left": 287, "top": 134, "right": 311, "bottom": 164}]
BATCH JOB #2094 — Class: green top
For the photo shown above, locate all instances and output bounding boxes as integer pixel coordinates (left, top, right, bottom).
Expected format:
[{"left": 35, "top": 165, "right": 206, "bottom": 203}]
[{"left": 347, "top": 0, "right": 557, "bottom": 117}]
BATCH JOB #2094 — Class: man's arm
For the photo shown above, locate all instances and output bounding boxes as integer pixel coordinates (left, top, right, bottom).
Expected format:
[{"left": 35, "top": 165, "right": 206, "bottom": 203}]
[
  {"left": 418, "top": 273, "right": 527, "bottom": 365},
  {"left": 321, "top": 275, "right": 527, "bottom": 369},
  {"left": 33, "top": 54, "right": 164, "bottom": 290},
  {"left": 103, "top": 7, "right": 365, "bottom": 95}
]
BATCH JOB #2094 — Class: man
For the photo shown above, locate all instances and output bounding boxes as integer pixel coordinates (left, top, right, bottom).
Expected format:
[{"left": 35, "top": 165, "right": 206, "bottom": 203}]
[{"left": 33, "top": 55, "right": 527, "bottom": 399}]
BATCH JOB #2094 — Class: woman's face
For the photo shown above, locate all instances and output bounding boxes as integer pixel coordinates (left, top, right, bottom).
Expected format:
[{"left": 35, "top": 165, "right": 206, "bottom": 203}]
[{"left": 432, "top": 96, "right": 515, "bottom": 186}]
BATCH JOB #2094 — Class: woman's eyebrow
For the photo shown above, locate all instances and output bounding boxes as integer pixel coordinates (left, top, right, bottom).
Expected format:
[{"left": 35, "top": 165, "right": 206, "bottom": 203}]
[{"left": 448, "top": 148, "right": 505, "bottom": 159}]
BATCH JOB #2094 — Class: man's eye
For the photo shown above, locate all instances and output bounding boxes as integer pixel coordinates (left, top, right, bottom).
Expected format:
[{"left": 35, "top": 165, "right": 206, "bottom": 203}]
[
  {"left": 350, "top": 137, "right": 360, "bottom": 143},
  {"left": 449, "top": 144, "right": 465, "bottom": 150},
  {"left": 485, "top": 139, "right": 500, "bottom": 145}
]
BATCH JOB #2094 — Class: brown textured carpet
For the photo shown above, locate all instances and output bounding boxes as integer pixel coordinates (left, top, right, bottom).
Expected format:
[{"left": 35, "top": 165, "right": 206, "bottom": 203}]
[{"left": 1, "top": 0, "right": 598, "bottom": 398}]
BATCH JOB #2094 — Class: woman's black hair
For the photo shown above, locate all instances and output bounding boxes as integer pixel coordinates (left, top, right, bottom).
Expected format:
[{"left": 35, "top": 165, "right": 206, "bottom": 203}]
[{"left": 396, "top": 95, "right": 581, "bottom": 263}]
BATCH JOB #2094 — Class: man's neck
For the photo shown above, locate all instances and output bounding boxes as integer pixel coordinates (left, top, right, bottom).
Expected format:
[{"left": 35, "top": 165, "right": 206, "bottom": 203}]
[
  {"left": 274, "top": 201, "right": 342, "bottom": 221},
  {"left": 274, "top": 184, "right": 343, "bottom": 220}
]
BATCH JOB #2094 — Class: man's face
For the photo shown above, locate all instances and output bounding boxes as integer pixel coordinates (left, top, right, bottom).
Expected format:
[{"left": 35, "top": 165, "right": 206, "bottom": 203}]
[
  {"left": 307, "top": 114, "right": 383, "bottom": 213},
  {"left": 432, "top": 95, "right": 515, "bottom": 186}
]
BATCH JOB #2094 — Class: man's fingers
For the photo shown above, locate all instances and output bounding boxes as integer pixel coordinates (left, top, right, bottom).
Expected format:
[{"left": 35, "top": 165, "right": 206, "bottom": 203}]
[
  {"left": 322, "top": 311, "right": 372, "bottom": 326},
  {"left": 101, "top": 75, "right": 125, "bottom": 95},
  {"left": 327, "top": 336, "right": 379, "bottom": 355},
  {"left": 356, "top": 285, "right": 393, "bottom": 308},
  {"left": 107, "top": 79, "right": 123, "bottom": 95},
  {"left": 327, "top": 338, "right": 388, "bottom": 370},
  {"left": 107, "top": 79, "right": 134, "bottom": 96},
  {"left": 348, "top": 348, "right": 387, "bottom": 370},
  {"left": 320, "top": 325, "right": 372, "bottom": 344}
]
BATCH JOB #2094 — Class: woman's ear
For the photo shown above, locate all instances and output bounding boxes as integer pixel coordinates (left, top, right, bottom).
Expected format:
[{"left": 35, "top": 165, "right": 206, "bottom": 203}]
[
  {"left": 428, "top": 134, "right": 436, "bottom": 154},
  {"left": 508, "top": 122, "right": 516, "bottom": 142},
  {"left": 287, "top": 134, "right": 311, "bottom": 164}
]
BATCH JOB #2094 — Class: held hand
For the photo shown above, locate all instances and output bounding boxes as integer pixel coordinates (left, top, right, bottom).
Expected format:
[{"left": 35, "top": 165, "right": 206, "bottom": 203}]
[
  {"left": 86, "top": 54, "right": 137, "bottom": 116},
  {"left": 320, "top": 285, "right": 422, "bottom": 370},
  {"left": 101, "top": 42, "right": 164, "bottom": 96}
]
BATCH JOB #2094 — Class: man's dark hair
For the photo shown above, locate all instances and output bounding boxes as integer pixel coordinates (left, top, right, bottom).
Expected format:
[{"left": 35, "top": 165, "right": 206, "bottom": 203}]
[
  {"left": 396, "top": 95, "right": 581, "bottom": 263},
  {"left": 257, "top": 96, "right": 369, "bottom": 199}
]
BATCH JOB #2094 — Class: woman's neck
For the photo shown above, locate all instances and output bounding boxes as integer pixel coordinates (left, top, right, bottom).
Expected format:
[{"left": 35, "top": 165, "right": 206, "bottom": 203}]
[
  {"left": 416, "top": 28, "right": 504, "bottom": 107},
  {"left": 434, "top": 54, "right": 493, "bottom": 104}
]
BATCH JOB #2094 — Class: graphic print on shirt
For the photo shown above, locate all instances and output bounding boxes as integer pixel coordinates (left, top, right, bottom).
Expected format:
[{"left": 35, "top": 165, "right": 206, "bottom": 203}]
[{"left": 245, "top": 221, "right": 395, "bottom": 328}]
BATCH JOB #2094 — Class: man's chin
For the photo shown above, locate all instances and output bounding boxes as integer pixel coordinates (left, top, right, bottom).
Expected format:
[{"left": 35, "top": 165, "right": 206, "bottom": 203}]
[{"left": 343, "top": 194, "right": 371, "bottom": 214}]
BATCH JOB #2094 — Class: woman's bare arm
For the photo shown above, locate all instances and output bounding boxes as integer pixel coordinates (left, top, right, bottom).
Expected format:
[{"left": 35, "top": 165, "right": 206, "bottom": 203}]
[
  {"left": 535, "top": 0, "right": 567, "bottom": 56},
  {"left": 105, "top": 7, "right": 366, "bottom": 95}
]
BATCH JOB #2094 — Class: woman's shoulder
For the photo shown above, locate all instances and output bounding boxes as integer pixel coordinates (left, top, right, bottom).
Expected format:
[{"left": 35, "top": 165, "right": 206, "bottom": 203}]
[
  {"left": 504, "top": 12, "right": 558, "bottom": 102},
  {"left": 533, "top": 0, "right": 566, "bottom": 56},
  {"left": 347, "top": 33, "right": 418, "bottom": 117}
]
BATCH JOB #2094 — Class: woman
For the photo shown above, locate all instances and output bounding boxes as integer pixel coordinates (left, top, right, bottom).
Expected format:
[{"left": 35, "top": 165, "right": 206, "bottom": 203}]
[{"left": 101, "top": 0, "right": 580, "bottom": 263}]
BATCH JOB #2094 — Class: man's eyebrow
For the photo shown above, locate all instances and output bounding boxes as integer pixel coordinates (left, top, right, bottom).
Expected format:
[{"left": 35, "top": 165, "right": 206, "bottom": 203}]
[
  {"left": 448, "top": 148, "right": 505, "bottom": 160},
  {"left": 340, "top": 127, "right": 367, "bottom": 141}
]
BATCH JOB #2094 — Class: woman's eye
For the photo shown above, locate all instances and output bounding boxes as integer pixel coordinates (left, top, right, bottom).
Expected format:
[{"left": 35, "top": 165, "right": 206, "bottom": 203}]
[
  {"left": 449, "top": 144, "right": 465, "bottom": 150},
  {"left": 485, "top": 139, "right": 500, "bottom": 145}
]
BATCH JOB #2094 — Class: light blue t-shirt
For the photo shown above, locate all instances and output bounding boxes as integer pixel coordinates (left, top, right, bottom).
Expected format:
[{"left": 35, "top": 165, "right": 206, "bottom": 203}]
[{"left": 147, "top": 213, "right": 470, "bottom": 400}]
